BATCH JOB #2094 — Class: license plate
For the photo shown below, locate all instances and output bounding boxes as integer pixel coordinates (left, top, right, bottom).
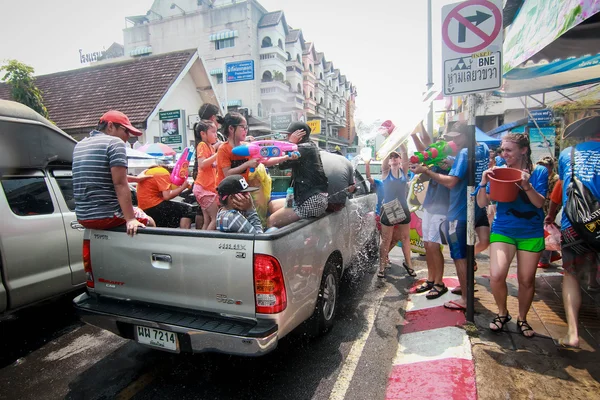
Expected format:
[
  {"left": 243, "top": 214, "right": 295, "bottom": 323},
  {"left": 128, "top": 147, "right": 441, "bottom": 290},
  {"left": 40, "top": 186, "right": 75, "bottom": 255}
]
[{"left": 135, "top": 326, "right": 178, "bottom": 351}]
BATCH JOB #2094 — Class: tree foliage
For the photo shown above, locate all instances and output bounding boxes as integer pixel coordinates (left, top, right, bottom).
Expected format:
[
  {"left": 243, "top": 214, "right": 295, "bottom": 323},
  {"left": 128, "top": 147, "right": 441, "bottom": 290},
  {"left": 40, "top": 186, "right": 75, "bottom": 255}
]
[{"left": 0, "top": 59, "right": 49, "bottom": 118}]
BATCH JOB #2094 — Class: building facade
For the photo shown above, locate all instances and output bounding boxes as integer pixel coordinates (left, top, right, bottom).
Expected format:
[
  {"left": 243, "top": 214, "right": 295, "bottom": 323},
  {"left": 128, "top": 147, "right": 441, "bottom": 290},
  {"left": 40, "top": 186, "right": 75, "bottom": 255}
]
[{"left": 119, "top": 0, "right": 357, "bottom": 151}]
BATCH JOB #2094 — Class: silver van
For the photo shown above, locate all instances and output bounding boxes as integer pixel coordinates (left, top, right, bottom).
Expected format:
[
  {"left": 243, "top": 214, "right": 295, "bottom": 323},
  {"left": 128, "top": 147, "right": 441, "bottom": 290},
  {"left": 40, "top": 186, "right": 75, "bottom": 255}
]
[{"left": 0, "top": 100, "right": 85, "bottom": 316}]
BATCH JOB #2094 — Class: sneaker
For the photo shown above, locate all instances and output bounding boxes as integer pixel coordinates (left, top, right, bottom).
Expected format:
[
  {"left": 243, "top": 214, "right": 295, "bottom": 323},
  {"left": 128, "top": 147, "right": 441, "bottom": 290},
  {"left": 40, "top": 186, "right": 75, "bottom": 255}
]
[
  {"left": 537, "top": 262, "right": 550, "bottom": 269},
  {"left": 551, "top": 253, "right": 562, "bottom": 262}
]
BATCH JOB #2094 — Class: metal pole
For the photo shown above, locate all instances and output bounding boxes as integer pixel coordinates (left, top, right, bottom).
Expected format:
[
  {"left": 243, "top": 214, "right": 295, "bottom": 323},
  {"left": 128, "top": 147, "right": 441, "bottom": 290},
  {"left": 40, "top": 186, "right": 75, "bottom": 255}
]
[
  {"left": 426, "top": 0, "right": 434, "bottom": 140},
  {"left": 466, "top": 94, "right": 477, "bottom": 323},
  {"left": 222, "top": 60, "right": 228, "bottom": 115}
]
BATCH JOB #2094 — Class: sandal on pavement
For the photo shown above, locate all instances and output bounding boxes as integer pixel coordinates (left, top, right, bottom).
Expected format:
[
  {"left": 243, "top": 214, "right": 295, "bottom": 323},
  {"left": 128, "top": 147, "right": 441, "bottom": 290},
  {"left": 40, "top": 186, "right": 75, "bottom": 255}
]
[
  {"left": 443, "top": 300, "right": 466, "bottom": 310},
  {"left": 402, "top": 261, "right": 417, "bottom": 277},
  {"left": 517, "top": 319, "right": 534, "bottom": 338},
  {"left": 377, "top": 270, "right": 386, "bottom": 279},
  {"left": 451, "top": 282, "right": 477, "bottom": 296},
  {"left": 415, "top": 280, "right": 434, "bottom": 293},
  {"left": 490, "top": 314, "right": 511, "bottom": 332},
  {"left": 426, "top": 283, "right": 448, "bottom": 300}
]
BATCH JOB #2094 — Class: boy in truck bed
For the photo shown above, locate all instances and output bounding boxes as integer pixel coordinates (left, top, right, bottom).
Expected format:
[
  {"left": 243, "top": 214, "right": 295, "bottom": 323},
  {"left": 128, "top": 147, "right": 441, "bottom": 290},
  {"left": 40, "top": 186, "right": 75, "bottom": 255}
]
[{"left": 216, "top": 175, "right": 264, "bottom": 234}]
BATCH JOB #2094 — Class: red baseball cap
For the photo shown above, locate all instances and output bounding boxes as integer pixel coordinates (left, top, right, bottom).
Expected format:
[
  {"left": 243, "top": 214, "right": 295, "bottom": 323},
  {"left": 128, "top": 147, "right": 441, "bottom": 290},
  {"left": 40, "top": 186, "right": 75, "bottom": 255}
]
[{"left": 99, "top": 110, "right": 143, "bottom": 136}]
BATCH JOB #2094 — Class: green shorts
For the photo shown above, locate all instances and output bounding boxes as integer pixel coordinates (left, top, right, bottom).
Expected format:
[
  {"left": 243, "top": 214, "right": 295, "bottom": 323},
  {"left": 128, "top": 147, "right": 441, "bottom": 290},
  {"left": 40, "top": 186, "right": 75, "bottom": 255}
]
[{"left": 490, "top": 233, "right": 545, "bottom": 253}]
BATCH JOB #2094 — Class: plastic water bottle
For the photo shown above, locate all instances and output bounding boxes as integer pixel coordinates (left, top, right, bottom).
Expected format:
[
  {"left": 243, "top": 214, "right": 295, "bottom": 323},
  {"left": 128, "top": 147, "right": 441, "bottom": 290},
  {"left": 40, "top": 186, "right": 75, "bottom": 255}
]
[{"left": 285, "top": 187, "right": 294, "bottom": 208}]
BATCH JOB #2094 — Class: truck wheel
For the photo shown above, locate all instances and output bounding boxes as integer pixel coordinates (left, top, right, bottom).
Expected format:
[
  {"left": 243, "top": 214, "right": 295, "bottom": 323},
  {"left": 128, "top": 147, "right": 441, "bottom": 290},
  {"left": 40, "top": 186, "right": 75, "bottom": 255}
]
[{"left": 307, "top": 262, "right": 340, "bottom": 336}]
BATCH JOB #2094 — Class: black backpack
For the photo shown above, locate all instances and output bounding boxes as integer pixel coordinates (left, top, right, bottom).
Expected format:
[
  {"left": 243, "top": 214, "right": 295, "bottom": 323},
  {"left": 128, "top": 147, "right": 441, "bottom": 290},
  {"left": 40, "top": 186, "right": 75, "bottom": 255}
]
[{"left": 564, "top": 147, "right": 600, "bottom": 252}]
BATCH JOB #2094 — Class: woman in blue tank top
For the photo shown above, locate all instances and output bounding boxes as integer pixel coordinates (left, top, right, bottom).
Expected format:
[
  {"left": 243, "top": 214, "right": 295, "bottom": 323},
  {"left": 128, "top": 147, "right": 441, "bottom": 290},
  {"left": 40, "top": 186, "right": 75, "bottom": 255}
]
[{"left": 378, "top": 144, "right": 414, "bottom": 278}]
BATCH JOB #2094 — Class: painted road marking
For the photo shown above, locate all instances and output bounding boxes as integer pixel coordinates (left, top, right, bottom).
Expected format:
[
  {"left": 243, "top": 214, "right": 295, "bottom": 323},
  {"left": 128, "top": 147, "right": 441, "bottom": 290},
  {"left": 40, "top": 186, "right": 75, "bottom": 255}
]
[
  {"left": 393, "top": 326, "right": 472, "bottom": 365},
  {"left": 115, "top": 371, "right": 156, "bottom": 400},
  {"left": 329, "top": 286, "right": 389, "bottom": 400}
]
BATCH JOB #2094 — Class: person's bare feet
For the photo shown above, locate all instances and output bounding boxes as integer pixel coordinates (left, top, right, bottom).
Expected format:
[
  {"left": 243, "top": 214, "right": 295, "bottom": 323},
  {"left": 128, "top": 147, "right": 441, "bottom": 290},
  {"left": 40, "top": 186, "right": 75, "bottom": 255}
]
[{"left": 558, "top": 336, "right": 580, "bottom": 349}]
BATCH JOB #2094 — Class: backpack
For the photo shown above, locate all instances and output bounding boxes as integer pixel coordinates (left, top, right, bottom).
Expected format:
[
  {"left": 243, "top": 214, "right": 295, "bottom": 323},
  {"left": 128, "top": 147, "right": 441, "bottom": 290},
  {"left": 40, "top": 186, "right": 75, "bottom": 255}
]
[{"left": 564, "top": 147, "right": 600, "bottom": 252}]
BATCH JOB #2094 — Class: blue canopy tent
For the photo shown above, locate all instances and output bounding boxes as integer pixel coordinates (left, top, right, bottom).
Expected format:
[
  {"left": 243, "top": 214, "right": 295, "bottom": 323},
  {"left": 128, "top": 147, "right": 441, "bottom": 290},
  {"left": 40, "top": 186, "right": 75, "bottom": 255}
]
[{"left": 476, "top": 127, "right": 501, "bottom": 147}]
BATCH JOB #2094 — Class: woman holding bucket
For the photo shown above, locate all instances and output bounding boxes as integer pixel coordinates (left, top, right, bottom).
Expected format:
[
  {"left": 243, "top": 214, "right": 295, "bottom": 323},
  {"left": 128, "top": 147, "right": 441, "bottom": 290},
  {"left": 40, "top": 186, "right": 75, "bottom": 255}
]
[{"left": 477, "top": 133, "right": 548, "bottom": 337}]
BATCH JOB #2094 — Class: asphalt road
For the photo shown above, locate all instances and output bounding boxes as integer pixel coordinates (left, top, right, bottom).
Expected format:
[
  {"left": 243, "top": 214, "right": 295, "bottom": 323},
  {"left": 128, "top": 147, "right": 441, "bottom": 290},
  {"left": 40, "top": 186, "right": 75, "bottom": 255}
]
[{"left": 0, "top": 254, "right": 415, "bottom": 400}]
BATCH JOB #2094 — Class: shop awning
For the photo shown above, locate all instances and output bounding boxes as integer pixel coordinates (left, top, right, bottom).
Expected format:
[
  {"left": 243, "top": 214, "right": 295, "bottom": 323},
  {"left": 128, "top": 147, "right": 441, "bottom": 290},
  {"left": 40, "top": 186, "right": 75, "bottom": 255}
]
[
  {"left": 503, "top": 1, "right": 600, "bottom": 74},
  {"left": 476, "top": 127, "right": 501, "bottom": 146},
  {"left": 209, "top": 30, "right": 239, "bottom": 41},
  {"left": 209, "top": 68, "right": 223, "bottom": 75},
  {"left": 498, "top": 53, "right": 600, "bottom": 97},
  {"left": 130, "top": 46, "right": 153, "bottom": 57}
]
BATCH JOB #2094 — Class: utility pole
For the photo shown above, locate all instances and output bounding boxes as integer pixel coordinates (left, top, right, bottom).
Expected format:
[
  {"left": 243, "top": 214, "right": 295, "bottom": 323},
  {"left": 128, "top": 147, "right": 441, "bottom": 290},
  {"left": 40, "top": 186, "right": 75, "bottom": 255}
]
[{"left": 427, "top": 0, "right": 434, "bottom": 140}]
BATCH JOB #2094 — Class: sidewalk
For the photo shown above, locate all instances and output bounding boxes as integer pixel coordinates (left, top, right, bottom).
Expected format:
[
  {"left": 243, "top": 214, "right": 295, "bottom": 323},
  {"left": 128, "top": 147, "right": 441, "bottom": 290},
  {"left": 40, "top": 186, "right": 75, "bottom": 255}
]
[{"left": 384, "top": 247, "right": 600, "bottom": 399}]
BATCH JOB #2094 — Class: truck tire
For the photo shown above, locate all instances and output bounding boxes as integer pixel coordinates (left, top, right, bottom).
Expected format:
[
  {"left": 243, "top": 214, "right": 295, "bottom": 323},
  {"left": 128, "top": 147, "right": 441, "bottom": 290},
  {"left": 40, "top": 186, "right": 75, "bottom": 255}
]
[{"left": 307, "top": 262, "right": 340, "bottom": 337}]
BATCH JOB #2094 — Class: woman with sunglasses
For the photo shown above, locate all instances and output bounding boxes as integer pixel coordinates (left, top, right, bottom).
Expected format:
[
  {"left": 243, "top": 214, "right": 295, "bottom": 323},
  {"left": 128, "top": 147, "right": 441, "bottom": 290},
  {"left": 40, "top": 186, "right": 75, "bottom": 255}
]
[
  {"left": 477, "top": 133, "right": 548, "bottom": 338},
  {"left": 378, "top": 144, "right": 415, "bottom": 279}
]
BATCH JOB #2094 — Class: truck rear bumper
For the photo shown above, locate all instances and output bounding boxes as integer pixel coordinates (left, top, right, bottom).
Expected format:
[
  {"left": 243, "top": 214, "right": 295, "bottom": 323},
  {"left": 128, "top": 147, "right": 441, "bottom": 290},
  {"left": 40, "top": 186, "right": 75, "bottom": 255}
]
[{"left": 73, "top": 293, "right": 278, "bottom": 356}]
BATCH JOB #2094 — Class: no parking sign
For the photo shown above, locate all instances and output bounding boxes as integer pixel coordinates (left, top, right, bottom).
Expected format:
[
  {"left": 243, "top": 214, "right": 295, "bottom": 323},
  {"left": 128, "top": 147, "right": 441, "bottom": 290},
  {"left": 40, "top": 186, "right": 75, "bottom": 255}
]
[{"left": 442, "top": 0, "right": 503, "bottom": 96}]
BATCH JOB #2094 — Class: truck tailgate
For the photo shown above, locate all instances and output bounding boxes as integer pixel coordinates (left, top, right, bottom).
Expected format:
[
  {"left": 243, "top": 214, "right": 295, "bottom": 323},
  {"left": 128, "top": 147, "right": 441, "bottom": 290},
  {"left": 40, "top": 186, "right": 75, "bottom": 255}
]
[{"left": 88, "top": 230, "right": 256, "bottom": 319}]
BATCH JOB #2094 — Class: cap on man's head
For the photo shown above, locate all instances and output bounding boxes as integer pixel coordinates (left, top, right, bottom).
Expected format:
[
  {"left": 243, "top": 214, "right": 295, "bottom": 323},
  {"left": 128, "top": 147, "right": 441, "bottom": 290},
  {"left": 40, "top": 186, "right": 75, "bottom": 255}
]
[
  {"left": 100, "top": 110, "right": 143, "bottom": 136},
  {"left": 442, "top": 121, "right": 469, "bottom": 140},
  {"left": 217, "top": 174, "right": 258, "bottom": 200},
  {"left": 287, "top": 121, "right": 311, "bottom": 135}
]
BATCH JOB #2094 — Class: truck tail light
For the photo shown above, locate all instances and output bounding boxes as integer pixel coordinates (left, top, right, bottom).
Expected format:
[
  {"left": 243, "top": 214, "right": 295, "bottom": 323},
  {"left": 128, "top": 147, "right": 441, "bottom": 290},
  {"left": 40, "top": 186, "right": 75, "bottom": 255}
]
[
  {"left": 254, "top": 254, "right": 286, "bottom": 314},
  {"left": 83, "top": 239, "right": 94, "bottom": 288}
]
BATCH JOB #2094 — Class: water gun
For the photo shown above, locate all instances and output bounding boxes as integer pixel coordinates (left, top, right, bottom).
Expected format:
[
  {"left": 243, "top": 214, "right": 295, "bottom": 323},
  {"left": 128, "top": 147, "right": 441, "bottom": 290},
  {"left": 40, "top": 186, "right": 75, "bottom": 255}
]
[
  {"left": 232, "top": 140, "right": 300, "bottom": 172},
  {"left": 410, "top": 140, "right": 458, "bottom": 167},
  {"left": 170, "top": 146, "right": 195, "bottom": 185}
]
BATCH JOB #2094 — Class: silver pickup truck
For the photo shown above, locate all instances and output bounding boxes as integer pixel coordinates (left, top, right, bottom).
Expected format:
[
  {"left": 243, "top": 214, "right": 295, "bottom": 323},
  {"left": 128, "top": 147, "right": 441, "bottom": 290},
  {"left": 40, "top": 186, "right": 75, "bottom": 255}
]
[
  {"left": 73, "top": 177, "right": 378, "bottom": 356},
  {"left": 0, "top": 100, "right": 85, "bottom": 317}
]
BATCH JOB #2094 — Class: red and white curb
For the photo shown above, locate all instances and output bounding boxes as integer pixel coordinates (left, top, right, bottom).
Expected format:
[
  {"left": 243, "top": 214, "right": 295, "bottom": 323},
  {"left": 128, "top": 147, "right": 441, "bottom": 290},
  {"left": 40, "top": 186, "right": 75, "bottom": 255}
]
[{"left": 386, "top": 277, "right": 477, "bottom": 400}]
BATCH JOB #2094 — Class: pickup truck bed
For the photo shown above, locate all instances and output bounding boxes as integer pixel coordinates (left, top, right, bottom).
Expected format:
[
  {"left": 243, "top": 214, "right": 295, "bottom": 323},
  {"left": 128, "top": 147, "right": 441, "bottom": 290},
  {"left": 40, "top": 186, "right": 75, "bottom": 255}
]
[{"left": 73, "top": 186, "right": 377, "bottom": 356}]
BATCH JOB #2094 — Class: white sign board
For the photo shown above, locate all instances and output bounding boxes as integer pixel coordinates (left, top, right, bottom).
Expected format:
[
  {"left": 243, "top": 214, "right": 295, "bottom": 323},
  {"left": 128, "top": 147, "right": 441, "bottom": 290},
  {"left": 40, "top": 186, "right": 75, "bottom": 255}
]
[{"left": 442, "top": 0, "right": 503, "bottom": 96}]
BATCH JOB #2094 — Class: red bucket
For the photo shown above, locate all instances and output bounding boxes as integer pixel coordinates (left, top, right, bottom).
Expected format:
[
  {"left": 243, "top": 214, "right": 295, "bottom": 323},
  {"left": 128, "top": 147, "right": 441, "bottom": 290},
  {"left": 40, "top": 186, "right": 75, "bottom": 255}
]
[{"left": 488, "top": 168, "right": 522, "bottom": 202}]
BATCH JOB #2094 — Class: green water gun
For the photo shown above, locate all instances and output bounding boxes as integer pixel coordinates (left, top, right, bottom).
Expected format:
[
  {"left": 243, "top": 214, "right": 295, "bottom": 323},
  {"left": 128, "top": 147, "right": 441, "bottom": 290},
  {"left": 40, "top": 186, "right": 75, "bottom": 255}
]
[{"left": 410, "top": 140, "right": 458, "bottom": 167}]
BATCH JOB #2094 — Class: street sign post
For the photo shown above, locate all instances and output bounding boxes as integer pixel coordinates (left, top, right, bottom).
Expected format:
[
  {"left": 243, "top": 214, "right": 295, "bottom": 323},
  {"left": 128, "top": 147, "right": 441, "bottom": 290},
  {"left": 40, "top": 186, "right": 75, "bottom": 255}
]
[
  {"left": 442, "top": 0, "right": 503, "bottom": 323},
  {"left": 442, "top": 0, "right": 503, "bottom": 96},
  {"left": 270, "top": 113, "right": 293, "bottom": 131}
]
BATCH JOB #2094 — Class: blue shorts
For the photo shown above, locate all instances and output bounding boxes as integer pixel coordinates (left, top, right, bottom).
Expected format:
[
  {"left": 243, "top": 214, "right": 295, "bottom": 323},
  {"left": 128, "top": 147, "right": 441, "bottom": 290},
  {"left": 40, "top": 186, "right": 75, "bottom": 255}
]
[{"left": 440, "top": 219, "right": 467, "bottom": 260}]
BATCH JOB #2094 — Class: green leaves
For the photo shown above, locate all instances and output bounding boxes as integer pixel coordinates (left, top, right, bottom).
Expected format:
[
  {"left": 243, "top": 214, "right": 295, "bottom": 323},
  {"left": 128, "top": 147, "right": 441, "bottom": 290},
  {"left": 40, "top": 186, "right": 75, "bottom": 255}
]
[{"left": 0, "top": 59, "right": 49, "bottom": 119}]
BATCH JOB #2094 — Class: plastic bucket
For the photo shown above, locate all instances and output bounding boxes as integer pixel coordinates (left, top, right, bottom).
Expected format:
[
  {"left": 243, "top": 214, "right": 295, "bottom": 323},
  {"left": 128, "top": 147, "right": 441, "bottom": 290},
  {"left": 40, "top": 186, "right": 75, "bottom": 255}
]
[{"left": 488, "top": 168, "right": 522, "bottom": 202}]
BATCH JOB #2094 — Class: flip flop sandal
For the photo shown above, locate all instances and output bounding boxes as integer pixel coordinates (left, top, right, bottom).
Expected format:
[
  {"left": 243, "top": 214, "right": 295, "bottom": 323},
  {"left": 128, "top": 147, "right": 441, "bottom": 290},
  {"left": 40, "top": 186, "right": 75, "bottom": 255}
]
[
  {"left": 443, "top": 300, "right": 466, "bottom": 310},
  {"left": 426, "top": 284, "right": 448, "bottom": 300},
  {"left": 451, "top": 282, "right": 478, "bottom": 296},
  {"left": 490, "top": 314, "right": 512, "bottom": 332},
  {"left": 377, "top": 270, "right": 386, "bottom": 278},
  {"left": 415, "top": 280, "right": 434, "bottom": 293},
  {"left": 517, "top": 319, "right": 534, "bottom": 338},
  {"left": 402, "top": 261, "right": 417, "bottom": 277}
]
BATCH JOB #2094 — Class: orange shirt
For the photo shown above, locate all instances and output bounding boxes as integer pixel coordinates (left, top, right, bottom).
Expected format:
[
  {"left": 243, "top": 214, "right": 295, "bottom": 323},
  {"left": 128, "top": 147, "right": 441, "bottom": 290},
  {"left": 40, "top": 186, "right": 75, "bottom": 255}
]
[
  {"left": 216, "top": 141, "right": 249, "bottom": 185},
  {"left": 194, "top": 142, "right": 217, "bottom": 192},
  {"left": 136, "top": 167, "right": 173, "bottom": 210},
  {"left": 550, "top": 179, "right": 562, "bottom": 204}
]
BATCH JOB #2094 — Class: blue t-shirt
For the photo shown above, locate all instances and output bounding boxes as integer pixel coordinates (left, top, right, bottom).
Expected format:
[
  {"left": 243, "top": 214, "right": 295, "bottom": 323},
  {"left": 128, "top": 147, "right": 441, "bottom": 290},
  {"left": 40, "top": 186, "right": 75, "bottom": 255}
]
[
  {"left": 422, "top": 166, "right": 450, "bottom": 215},
  {"left": 495, "top": 156, "right": 506, "bottom": 167},
  {"left": 489, "top": 165, "right": 548, "bottom": 238},
  {"left": 373, "top": 179, "right": 384, "bottom": 215},
  {"left": 447, "top": 144, "right": 490, "bottom": 221},
  {"left": 558, "top": 141, "right": 600, "bottom": 230}
]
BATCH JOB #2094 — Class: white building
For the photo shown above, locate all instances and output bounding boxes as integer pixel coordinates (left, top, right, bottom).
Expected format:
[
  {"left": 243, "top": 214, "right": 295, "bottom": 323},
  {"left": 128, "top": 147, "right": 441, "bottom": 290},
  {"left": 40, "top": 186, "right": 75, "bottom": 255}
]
[{"left": 119, "top": 0, "right": 358, "bottom": 150}]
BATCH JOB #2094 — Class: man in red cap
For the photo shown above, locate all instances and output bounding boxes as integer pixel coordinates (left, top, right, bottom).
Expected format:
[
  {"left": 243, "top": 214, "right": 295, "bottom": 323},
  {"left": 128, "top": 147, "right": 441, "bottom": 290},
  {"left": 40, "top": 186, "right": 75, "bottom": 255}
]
[{"left": 73, "top": 110, "right": 155, "bottom": 235}]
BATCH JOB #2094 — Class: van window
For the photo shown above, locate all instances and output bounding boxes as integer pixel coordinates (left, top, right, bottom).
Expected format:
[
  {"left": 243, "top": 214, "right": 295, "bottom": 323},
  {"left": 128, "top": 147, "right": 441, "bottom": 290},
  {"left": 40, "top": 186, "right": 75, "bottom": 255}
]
[
  {"left": 1, "top": 177, "right": 55, "bottom": 216},
  {"left": 55, "top": 177, "right": 75, "bottom": 211},
  {"left": 355, "top": 163, "right": 382, "bottom": 176}
]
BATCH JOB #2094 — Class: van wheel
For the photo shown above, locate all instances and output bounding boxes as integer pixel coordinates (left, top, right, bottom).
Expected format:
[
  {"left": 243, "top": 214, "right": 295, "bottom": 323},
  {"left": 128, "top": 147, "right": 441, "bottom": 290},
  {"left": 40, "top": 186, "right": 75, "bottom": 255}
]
[{"left": 307, "top": 262, "right": 339, "bottom": 336}]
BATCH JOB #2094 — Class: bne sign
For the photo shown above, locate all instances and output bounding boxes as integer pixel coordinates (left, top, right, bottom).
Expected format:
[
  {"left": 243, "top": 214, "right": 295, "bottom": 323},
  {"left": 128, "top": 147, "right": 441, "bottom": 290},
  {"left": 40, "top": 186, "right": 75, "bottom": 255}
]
[{"left": 441, "top": 0, "right": 503, "bottom": 96}]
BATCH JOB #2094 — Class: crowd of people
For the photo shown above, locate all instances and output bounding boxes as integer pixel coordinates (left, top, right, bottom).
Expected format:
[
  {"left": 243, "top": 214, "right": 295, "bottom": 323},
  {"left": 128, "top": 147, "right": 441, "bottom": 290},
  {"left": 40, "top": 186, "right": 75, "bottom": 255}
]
[{"left": 71, "top": 107, "right": 599, "bottom": 350}]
